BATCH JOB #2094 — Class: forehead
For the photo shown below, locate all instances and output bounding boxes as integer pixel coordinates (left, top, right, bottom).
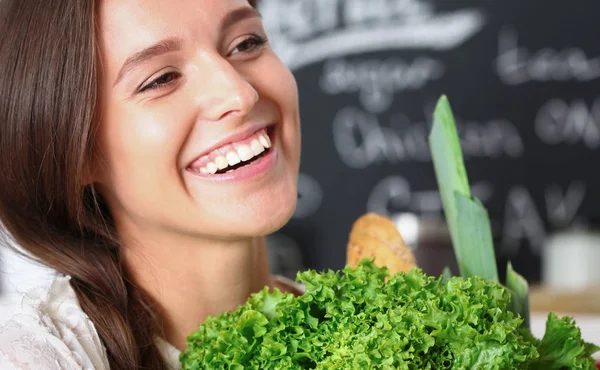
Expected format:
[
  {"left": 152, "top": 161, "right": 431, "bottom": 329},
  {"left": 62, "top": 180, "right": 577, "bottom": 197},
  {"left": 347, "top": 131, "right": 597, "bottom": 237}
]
[{"left": 98, "top": 0, "right": 251, "bottom": 66}]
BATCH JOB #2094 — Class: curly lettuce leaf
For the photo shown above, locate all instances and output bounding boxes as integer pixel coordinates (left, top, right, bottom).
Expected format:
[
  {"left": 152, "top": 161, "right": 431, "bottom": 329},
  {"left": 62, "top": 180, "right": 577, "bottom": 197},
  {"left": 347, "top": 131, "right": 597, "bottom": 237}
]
[
  {"left": 527, "top": 312, "right": 600, "bottom": 370},
  {"left": 181, "top": 260, "right": 540, "bottom": 369}
]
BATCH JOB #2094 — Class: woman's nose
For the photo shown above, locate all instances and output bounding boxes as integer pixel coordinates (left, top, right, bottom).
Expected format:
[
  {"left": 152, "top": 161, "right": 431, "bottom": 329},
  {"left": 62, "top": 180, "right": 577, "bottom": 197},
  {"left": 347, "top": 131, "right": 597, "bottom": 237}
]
[{"left": 194, "top": 55, "right": 259, "bottom": 122}]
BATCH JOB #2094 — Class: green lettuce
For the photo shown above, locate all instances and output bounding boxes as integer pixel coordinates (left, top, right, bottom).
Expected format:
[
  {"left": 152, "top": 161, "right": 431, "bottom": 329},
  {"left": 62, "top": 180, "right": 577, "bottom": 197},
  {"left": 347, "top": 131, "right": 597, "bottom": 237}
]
[
  {"left": 180, "top": 260, "right": 598, "bottom": 369},
  {"left": 528, "top": 313, "right": 600, "bottom": 370},
  {"left": 181, "top": 95, "right": 598, "bottom": 368}
]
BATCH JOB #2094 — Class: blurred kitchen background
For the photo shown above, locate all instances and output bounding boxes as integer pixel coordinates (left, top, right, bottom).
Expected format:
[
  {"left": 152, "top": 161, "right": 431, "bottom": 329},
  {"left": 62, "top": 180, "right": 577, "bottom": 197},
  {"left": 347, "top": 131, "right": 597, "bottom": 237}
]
[
  {"left": 1, "top": 0, "right": 600, "bottom": 347},
  {"left": 257, "top": 0, "right": 600, "bottom": 344}
]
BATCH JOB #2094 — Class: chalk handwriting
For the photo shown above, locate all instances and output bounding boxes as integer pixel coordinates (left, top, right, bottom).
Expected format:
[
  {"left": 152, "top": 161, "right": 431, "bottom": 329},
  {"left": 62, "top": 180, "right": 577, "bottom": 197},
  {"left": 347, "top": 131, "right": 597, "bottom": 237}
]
[
  {"left": 501, "top": 183, "right": 586, "bottom": 256},
  {"left": 333, "top": 107, "right": 524, "bottom": 169},
  {"left": 502, "top": 187, "right": 546, "bottom": 255},
  {"left": 259, "top": 0, "right": 484, "bottom": 71},
  {"left": 545, "top": 181, "right": 586, "bottom": 228},
  {"left": 535, "top": 98, "right": 600, "bottom": 149},
  {"left": 366, "top": 175, "right": 493, "bottom": 219},
  {"left": 320, "top": 57, "right": 445, "bottom": 113},
  {"left": 495, "top": 26, "right": 600, "bottom": 85},
  {"left": 365, "top": 178, "right": 587, "bottom": 256}
]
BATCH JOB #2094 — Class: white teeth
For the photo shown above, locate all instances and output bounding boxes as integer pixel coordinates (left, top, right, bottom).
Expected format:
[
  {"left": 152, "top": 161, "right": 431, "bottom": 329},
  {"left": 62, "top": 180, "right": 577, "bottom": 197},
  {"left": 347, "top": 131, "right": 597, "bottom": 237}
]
[
  {"left": 226, "top": 151, "right": 241, "bottom": 166},
  {"left": 258, "top": 133, "right": 271, "bottom": 148},
  {"left": 206, "top": 162, "right": 218, "bottom": 174},
  {"left": 215, "top": 155, "right": 228, "bottom": 170},
  {"left": 237, "top": 144, "right": 253, "bottom": 161},
  {"left": 250, "top": 139, "right": 265, "bottom": 156},
  {"left": 193, "top": 131, "right": 272, "bottom": 175}
]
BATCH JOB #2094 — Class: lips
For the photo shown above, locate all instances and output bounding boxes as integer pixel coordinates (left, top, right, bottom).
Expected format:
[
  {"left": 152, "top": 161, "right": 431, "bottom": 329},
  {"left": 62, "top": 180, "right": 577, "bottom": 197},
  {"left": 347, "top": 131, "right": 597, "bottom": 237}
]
[{"left": 188, "top": 128, "right": 272, "bottom": 175}]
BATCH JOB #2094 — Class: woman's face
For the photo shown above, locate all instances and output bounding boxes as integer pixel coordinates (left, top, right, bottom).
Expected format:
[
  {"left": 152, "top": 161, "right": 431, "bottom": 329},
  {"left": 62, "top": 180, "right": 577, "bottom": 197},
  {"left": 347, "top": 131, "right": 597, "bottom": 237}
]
[{"left": 96, "top": 0, "right": 300, "bottom": 241}]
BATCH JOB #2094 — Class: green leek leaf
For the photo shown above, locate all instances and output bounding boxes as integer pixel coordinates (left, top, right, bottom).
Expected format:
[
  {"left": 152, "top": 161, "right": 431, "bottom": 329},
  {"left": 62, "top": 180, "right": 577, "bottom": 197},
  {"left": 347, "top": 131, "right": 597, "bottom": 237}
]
[
  {"left": 428, "top": 95, "right": 499, "bottom": 283},
  {"left": 454, "top": 191, "right": 499, "bottom": 282},
  {"left": 506, "top": 261, "right": 530, "bottom": 328}
]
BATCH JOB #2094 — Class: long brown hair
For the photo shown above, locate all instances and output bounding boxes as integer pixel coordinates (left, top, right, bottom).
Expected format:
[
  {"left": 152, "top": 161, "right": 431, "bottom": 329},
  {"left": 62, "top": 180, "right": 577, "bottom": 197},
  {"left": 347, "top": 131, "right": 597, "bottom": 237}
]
[{"left": 0, "top": 0, "right": 263, "bottom": 368}]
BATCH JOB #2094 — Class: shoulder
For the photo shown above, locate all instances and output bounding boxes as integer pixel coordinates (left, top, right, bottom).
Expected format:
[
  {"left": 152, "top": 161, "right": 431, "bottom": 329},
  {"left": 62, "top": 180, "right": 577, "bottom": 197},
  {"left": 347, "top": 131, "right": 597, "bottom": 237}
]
[{"left": 0, "top": 275, "right": 110, "bottom": 370}]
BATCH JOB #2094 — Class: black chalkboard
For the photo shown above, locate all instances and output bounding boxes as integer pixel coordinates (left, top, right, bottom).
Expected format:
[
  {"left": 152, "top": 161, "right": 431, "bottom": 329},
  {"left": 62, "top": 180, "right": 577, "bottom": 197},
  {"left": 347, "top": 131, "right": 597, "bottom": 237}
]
[{"left": 260, "top": 0, "right": 600, "bottom": 282}]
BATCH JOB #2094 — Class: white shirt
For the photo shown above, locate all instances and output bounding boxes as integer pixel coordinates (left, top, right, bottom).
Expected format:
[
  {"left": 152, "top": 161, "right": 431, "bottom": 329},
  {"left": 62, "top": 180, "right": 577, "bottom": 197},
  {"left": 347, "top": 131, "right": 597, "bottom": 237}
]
[
  {"left": 0, "top": 274, "right": 119, "bottom": 369},
  {"left": 0, "top": 247, "right": 302, "bottom": 370}
]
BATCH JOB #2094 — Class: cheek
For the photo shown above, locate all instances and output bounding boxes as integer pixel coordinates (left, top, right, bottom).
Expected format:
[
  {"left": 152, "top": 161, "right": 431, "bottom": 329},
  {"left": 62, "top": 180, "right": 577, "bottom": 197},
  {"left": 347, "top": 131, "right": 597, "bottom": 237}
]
[
  {"left": 260, "top": 59, "right": 301, "bottom": 151},
  {"left": 253, "top": 53, "right": 299, "bottom": 113},
  {"left": 275, "top": 66, "right": 300, "bottom": 118},
  {"left": 98, "top": 106, "right": 188, "bottom": 205}
]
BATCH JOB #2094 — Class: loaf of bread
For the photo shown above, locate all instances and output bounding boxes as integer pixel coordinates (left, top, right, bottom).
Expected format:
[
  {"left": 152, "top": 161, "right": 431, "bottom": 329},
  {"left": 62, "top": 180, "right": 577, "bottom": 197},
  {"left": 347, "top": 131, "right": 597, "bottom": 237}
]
[{"left": 346, "top": 213, "right": 417, "bottom": 274}]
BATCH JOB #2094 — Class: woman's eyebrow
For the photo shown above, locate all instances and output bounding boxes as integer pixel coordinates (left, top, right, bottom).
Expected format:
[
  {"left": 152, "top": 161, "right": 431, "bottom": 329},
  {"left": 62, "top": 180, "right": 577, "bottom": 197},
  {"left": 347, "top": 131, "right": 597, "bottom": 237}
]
[
  {"left": 113, "top": 37, "right": 182, "bottom": 87},
  {"left": 219, "top": 6, "right": 261, "bottom": 31}
]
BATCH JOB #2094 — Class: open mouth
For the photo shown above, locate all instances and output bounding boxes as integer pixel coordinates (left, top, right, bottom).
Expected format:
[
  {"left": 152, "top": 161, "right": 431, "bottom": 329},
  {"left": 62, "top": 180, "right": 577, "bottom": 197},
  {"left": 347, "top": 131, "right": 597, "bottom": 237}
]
[{"left": 188, "top": 127, "right": 273, "bottom": 176}]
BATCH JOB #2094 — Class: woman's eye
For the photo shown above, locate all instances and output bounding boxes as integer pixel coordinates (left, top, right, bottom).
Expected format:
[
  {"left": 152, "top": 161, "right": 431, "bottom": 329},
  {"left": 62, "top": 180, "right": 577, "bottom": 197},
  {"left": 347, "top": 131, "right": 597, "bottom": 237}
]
[
  {"left": 230, "top": 34, "right": 268, "bottom": 56},
  {"left": 138, "top": 71, "right": 181, "bottom": 93}
]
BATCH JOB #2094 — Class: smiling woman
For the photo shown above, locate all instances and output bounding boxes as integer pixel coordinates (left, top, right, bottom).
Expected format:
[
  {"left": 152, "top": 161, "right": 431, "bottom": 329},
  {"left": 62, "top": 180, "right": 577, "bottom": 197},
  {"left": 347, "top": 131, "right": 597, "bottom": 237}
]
[{"left": 0, "top": 0, "right": 302, "bottom": 369}]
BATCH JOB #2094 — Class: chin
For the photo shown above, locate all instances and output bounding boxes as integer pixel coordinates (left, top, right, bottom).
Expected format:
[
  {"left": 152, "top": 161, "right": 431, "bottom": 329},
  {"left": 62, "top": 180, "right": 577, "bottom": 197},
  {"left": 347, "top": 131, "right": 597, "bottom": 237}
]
[
  {"left": 228, "top": 193, "right": 297, "bottom": 238},
  {"left": 264, "top": 200, "right": 297, "bottom": 234},
  {"left": 237, "top": 172, "right": 299, "bottom": 236},
  {"left": 249, "top": 199, "right": 297, "bottom": 236}
]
